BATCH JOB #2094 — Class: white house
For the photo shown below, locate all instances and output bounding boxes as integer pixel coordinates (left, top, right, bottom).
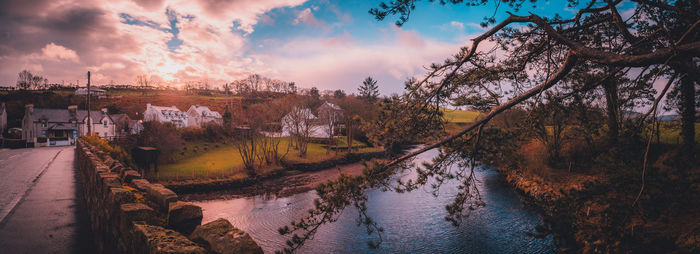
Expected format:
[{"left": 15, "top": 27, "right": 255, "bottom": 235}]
[
  {"left": 143, "top": 104, "right": 188, "bottom": 128},
  {"left": 281, "top": 107, "right": 326, "bottom": 138},
  {"left": 21, "top": 105, "right": 117, "bottom": 146},
  {"left": 316, "top": 102, "right": 343, "bottom": 137},
  {"left": 186, "top": 105, "right": 223, "bottom": 127},
  {"left": 75, "top": 87, "right": 106, "bottom": 96}
]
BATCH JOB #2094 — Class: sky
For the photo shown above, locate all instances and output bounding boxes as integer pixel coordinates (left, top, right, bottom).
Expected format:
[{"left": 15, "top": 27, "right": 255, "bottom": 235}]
[{"left": 0, "top": 0, "right": 638, "bottom": 95}]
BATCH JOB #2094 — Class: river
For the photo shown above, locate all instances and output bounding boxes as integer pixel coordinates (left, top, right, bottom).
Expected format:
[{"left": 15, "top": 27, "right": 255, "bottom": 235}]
[{"left": 191, "top": 148, "right": 554, "bottom": 253}]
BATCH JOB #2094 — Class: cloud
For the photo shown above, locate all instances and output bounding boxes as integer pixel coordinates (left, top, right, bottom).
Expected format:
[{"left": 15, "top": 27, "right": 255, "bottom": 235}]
[
  {"left": 292, "top": 8, "right": 320, "bottom": 26},
  {"left": 450, "top": 21, "right": 464, "bottom": 30},
  {"left": 252, "top": 26, "right": 467, "bottom": 95},
  {"left": 0, "top": 0, "right": 309, "bottom": 86},
  {"left": 40, "top": 43, "right": 80, "bottom": 62}
]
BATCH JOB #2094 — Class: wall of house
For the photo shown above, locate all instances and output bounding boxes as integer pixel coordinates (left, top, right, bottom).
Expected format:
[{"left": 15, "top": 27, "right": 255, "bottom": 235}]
[
  {"left": 92, "top": 116, "right": 116, "bottom": 138},
  {"left": 21, "top": 110, "right": 35, "bottom": 142},
  {"left": 75, "top": 139, "right": 263, "bottom": 254}
]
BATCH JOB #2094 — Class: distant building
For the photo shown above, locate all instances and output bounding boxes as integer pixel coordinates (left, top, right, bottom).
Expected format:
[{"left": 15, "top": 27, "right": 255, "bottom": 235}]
[
  {"left": 186, "top": 105, "right": 223, "bottom": 127},
  {"left": 21, "top": 105, "right": 116, "bottom": 146},
  {"left": 129, "top": 120, "right": 144, "bottom": 134},
  {"left": 316, "top": 101, "right": 343, "bottom": 137},
  {"left": 281, "top": 107, "right": 325, "bottom": 138},
  {"left": 143, "top": 104, "right": 188, "bottom": 128},
  {"left": 0, "top": 102, "right": 6, "bottom": 136},
  {"left": 111, "top": 113, "right": 144, "bottom": 136},
  {"left": 75, "top": 87, "right": 106, "bottom": 96}
]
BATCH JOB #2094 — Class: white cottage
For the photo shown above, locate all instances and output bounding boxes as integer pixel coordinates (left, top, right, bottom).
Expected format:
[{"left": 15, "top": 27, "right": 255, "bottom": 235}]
[
  {"left": 316, "top": 102, "right": 343, "bottom": 137},
  {"left": 281, "top": 107, "right": 325, "bottom": 138},
  {"left": 75, "top": 87, "right": 106, "bottom": 96},
  {"left": 186, "top": 105, "right": 223, "bottom": 127},
  {"left": 143, "top": 104, "right": 188, "bottom": 128}
]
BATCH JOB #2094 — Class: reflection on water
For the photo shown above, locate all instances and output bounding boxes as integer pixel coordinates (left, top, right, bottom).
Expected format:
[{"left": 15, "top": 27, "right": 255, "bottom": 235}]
[{"left": 193, "top": 149, "right": 553, "bottom": 253}]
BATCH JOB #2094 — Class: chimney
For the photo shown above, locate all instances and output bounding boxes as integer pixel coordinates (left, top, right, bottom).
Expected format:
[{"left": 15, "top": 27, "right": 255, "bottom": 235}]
[
  {"left": 101, "top": 108, "right": 108, "bottom": 114},
  {"left": 68, "top": 105, "right": 78, "bottom": 117},
  {"left": 146, "top": 103, "right": 151, "bottom": 109}
]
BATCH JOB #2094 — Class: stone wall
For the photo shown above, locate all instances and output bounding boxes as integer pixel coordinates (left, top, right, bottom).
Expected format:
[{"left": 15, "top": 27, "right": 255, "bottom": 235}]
[{"left": 76, "top": 139, "right": 263, "bottom": 254}]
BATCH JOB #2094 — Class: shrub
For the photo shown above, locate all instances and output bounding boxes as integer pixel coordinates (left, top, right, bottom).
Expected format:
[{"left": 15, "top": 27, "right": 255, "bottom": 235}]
[
  {"left": 180, "top": 126, "right": 204, "bottom": 141},
  {"left": 137, "top": 121, "right": 183, "bottom": 162},
  {"left": 83, "top": 134, "right": 132, "bottom": 165}
]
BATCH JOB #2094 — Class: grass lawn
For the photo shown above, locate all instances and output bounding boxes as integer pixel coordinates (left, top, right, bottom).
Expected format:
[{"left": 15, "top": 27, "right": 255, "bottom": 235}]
[
  {"left": 155, "top": 137, "right": 382, "bottom": 181},
  {"left": 443, "top": 109, "right": 481, "bottom": 123},
  {"left": 655, "top": 122, "right": 700, "bottom": 144}
]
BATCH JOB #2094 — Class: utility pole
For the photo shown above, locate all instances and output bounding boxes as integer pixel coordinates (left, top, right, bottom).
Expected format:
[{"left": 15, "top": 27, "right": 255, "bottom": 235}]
[{"left": 87, "top": 71, "right": 91, "bottom": 135}]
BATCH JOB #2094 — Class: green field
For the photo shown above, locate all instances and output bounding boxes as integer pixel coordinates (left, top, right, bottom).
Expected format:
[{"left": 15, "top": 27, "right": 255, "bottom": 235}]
[
  {"left": 154, "top": 137, "right": 382, "bottom": 181},
  {"left": 654, "top": 122, "right": 700, "bottom": 144},
  {"left": 443, "top": 109, "right": 481, "bottom": 123}
]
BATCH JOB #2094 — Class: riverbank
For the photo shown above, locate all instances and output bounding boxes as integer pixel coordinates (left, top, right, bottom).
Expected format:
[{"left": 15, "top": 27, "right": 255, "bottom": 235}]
[
  {"left": 168, "top": 150, "right": 386, "bottom": 198},
  {"left": 189, "top": 148, "right": 554, "bottom": 253},
  {"left": 178, "top": 160, "right": 373, "bottom": 201},
  {"left": 498, "top": 150, "right": 700, "bottom": 253}
]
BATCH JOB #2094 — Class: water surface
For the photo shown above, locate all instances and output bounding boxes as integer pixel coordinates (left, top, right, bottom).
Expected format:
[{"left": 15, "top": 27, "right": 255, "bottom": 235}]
[{"left": 193, "top": 149, "right": 553, "bottom": 253}]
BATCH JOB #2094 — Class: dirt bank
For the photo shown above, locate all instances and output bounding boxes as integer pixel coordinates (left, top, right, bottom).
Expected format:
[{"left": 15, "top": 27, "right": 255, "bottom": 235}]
[{"left": 179, "top": 161, "right": 372, "bottom": 201}]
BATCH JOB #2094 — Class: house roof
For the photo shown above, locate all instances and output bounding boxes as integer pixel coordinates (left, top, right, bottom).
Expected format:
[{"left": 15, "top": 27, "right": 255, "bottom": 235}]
[
  {"left": 111, "top": 113, "right": 130, "bottom": 123},
  {"left": 189, "top": 105, "right": 222, "bottom": 118},
  {"left": 320, "top": 101, "right": 341, "bottom": 110},
  {"left": 30, "top": 108, "right": 111, "bottom": 123},
  {"left": 47, "top": 123, "right": 76, "bottom": 130},
  {"left": 148, "top": 105, "right": 186, "bottom": 118},
  {"left": 285, "top": 107, "right": 317, "bottom": 120},
  {"left": 76, "top": 87, "right": 106, "bottom": 92}
]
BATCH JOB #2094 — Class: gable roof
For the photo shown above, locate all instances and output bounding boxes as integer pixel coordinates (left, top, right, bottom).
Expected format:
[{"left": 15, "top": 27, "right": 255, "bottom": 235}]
[
  {"left": 189, "top": 105, "right": 222, "bottom": 118},
  {"left": 147, "top": 104, "right": 187, "bottom": 119},
  {"left": 29, "top": 108, "right": 111, "bottom": 123},
  {"left": 319, "top": 101, "right": 341, "bottom": 110},
  {"left": 111, "top": 113, "right": 130, "bottom": 123}
]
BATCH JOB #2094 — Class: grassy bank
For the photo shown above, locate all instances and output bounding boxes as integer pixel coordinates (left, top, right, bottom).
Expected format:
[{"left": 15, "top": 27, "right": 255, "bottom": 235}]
[{"left": 151, "top": 137, "right": 383, "bottom": 182}]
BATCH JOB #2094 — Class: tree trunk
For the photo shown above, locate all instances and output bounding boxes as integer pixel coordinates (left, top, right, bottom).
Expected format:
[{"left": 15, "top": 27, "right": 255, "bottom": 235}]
[
  {"left": 679, "top": 73, "right": 695, "bottom": 162},
  {"left": 603, "top": 79, "right": 619, "bottom": 146}
]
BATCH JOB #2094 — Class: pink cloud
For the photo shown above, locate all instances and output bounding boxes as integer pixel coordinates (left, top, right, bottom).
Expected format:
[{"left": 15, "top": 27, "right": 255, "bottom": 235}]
[
  {"left": 292, "top": 8, "right": 320, "bottom": 26},
  {"left": 252, "top": 26, "right": 466, "bottom": 95}
]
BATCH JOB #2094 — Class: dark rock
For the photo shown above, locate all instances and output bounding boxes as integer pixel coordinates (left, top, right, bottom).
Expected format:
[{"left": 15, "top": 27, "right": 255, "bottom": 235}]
[
  {"left": 144, "top": 183, "right": 178, "bottom": 212},
  {"left": 132, "top": 223, "right": 206, "bottom": 254},
  {"left": 120, "top": 203, "right": 158, "bottom": 233},
  {"left": 189, "top": 218, "right": 263, "bottom": 254},
  {"left": 131, "top": 179, "right": 150, "bottom": 191},
  {"left": 121, "top": 170, "right": 141, "bottom": 183},
  {"left": 167, "top": 201, "right": 203, "bottom": 235}
]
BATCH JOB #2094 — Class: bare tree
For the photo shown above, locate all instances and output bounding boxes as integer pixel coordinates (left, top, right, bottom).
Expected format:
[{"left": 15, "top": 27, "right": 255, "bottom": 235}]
[
  {"left": 282, "top": 99, "right": 317, "bottom": 157},
  {"left": 318, "top": 102, "right": 343, "bottom": 153},
  {"left": 16, "top": 70, "right": 46, "bottom": 90},
  {"left": 136, "top": 74, "right": 151, "bottom": 95}
]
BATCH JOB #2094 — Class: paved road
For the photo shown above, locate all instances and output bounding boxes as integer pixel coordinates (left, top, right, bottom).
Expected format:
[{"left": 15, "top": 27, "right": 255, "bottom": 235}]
[{"left": 0, "top": 147, "right": 95, "bottom": 253}]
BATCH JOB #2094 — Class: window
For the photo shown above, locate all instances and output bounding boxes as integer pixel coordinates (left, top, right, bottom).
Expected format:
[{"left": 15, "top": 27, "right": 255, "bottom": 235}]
[
  {"left": 72, "top": 130, "right": 77, "bottom": 138},
  {"left": 103, "top": 132, "right": 107, "bottom": 137},
  {"left": 41, "top": 120, "right": 47, "bottom": 127},
  {"left": 103, "top": 120, "right": 107, "bottom": 128},
  {"left": 41, "top": 130, "right": 46, "bottom": 137},
  {"left": 72, "top": 120, "right": 77, "bottom": 127}
]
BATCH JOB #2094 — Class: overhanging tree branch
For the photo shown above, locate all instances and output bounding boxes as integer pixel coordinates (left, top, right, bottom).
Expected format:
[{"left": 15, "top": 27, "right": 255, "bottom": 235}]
[{"left": 384, "top": 50, "right": 579, "bottom": 169}]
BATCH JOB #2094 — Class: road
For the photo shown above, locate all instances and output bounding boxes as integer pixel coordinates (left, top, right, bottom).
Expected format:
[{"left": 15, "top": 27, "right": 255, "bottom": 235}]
[{"left": 0, "top": 146, "right": 95, "bottom": 253}]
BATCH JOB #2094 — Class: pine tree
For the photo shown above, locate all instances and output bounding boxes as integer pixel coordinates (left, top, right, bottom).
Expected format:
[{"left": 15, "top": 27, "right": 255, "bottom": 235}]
[{"left": 358, "top": 76, "right": 379, "bottom": 103}]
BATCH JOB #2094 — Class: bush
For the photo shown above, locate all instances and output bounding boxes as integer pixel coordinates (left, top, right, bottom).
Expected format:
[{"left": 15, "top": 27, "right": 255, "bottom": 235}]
[
  {"left": 137, "top": 121, "right": 183, "bottom": 162},
  {"left": 180, "top": 126, "right": 204, "bottom": 141},
  {"left": 83, "top": 134, "right": 132, "bottom": 164}
]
